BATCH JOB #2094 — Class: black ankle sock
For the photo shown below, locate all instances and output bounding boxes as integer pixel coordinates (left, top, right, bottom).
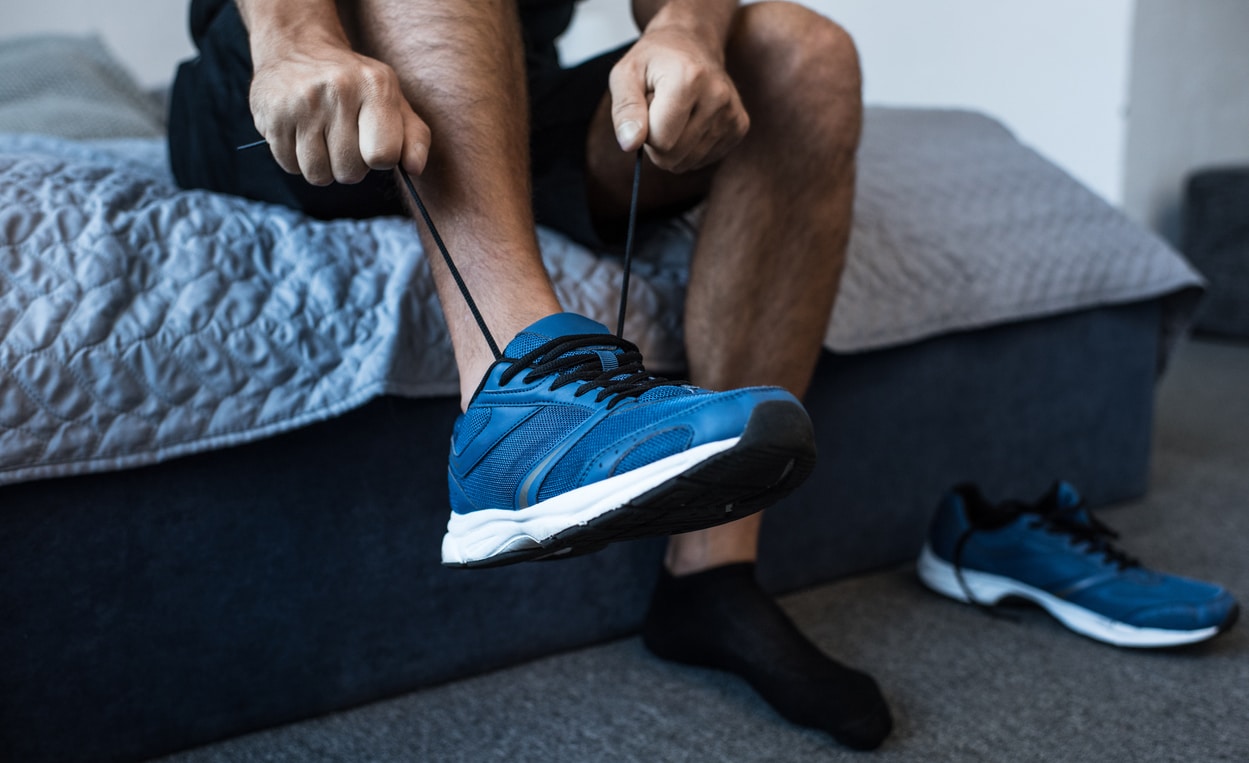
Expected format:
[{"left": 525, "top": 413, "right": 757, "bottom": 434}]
[{"left": 643, "top": 563, "right": 892, "bottom": 750}]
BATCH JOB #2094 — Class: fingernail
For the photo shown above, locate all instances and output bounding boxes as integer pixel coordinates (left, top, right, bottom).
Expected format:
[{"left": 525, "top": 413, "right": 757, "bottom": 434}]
[{"left": 615, "top": 120, "right": 641, "bottom": 150}]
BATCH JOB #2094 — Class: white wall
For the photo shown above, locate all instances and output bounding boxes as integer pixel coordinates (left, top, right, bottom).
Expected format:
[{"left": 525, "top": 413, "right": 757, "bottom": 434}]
[
  {"left": 5, "top": 0, "right": 1135, "bottom": 204},
  {"left": 1, "top": 0, "right": 194, "bottom": 88},
  {"left": 1123, "top": 0, "right": 1249, "bottom": 244},
  {"left": 564, "top": 0, "right": 1136, "bottom": 205}
]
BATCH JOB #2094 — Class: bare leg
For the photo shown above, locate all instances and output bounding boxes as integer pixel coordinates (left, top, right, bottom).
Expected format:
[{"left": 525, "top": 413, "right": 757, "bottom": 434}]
[
  {"left": 585, "top": 2, "right": 863, "bottom": 574},
  {"left": 592, "top": 9, "right": 889, "bottom": 748},
  {"left": 349, "top": 0, "right": 563, "bottom": 409}
]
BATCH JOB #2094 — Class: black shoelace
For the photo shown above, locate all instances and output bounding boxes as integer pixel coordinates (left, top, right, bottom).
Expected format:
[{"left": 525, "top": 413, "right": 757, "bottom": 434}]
[
  {"left": 399, "top": 150, "right": 692, "bottom": 402},
  {"left": 501, "top": 333, "right": 675, "bottom": 409},
  {"left": 242, "top": 137, "right": 672, "bottom": 400},
  {"left": 1025, "top": 501, "right": 1139, "bottom": 570},
  {"left": 952, "top": 498, "right": 1139, "bottom": 618},
  {"left": 396, "top": 151, "right": 644, "bottom": 358}
]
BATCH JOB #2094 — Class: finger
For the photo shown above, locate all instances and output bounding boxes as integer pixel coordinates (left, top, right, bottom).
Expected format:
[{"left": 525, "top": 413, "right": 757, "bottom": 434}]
[
  {"left": 688, "top": 102, "right": 750, "bottom": 172},
  {"left": 295, "top": 126, "right": 334, "bottom": 186},
  {"left": 398, "top": 102, "right": 431, "bottom": 175},
  {"left": 665, "top": 122, "right": 712, "bottom": 175},
  {"left": 666, "top": 76, "right": 737, "bottom": 168},
  {"left": 645, "top": 78, "right": 694, "bottom": 159},
  {"left": 691, "top": 124, "right": 741, "bottom": 173},
  {"left": 358, "top": 94, "right": 403, "bottom": 172},
  {"left": 666, "top": 79, "right": 749, "bottom": 173},
  {"left": 252, "top": 97, "right": 300, "bottom": 174},
  {"left": 356, "top": 63, "right": 406, "bottom": 172},
  {"left": 328, "top": 112, "right": 369, "bottom": 184},
  {"left": 608, "top": 60, "right": 649, "bottom": 151},
  {"left": 266, "top": 128, "right": 301, "bottom": 175}
]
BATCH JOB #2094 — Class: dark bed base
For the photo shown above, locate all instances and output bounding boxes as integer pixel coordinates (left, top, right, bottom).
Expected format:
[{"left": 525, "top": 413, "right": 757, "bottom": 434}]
[{"left": 0, "top": 301, "right": 1158, "bottom": 763}]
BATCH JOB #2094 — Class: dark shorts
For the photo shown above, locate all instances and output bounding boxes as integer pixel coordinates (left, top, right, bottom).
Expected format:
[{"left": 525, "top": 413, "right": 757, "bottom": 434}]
[{"left": 168, "top": 1, "right": 628, "bottom": 248}]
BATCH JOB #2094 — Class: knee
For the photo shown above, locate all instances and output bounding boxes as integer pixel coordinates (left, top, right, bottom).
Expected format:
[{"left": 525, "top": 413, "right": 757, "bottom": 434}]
[{"left": 728, "top": 2, "right": 862, "bottom": 136}]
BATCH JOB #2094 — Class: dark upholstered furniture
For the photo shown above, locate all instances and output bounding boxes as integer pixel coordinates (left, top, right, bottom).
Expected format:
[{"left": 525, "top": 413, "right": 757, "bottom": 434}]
[
  {"left": 0, "top": 42, "right": 1194, "bottom": 758},
  {"left": 1, "top": 300, "right": 1161, "bottom": 763},
  {"left": 1184, "top": 167, "right": 1249, "bottom": 338}
]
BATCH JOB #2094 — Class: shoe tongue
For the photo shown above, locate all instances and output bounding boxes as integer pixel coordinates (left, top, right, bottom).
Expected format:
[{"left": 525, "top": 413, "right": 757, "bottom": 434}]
[
  {"left": 1052, "top": 481, "right": 1083, "bottom": 509},
  {"left": 501, "top": 313, "right": 691, "bottom": 398},
  {"left": 1034, "top": 480, "right": 1079, "bottom": 509},
  {"left": 1037, "top": 480, "right": 1091, "bottom": 522},
  {"left": 504, "top": 312, "right": 612, "bottom": 357}
]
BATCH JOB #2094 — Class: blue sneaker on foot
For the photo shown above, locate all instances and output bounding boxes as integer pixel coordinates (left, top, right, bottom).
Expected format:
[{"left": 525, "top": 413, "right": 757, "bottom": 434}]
[
  {"left": 442, "top": 313, "right": 816, "bottom": 567},
  {"left": 918, "top": 481, "right": 1239, "bottom": 647}
]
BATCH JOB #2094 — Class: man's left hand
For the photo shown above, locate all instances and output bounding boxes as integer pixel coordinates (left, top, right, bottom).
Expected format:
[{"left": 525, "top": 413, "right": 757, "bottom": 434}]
[{"left": 608, "top": 24, "right": 749, "bottom": 174}]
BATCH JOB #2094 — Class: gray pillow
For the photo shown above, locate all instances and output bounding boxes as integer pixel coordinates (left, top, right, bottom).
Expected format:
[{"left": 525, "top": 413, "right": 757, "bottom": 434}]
[{"left": 0, "top": 35, "right": 165, "bottom": 138}]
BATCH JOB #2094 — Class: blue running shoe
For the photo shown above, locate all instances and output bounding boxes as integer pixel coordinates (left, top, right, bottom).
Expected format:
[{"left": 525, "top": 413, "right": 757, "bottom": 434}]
[
  {"left": 918, "top": 481, "right": 1239, "bottom": 647},
  {"left": 442, "top": 313, "right": 817, "bottom": 567}
]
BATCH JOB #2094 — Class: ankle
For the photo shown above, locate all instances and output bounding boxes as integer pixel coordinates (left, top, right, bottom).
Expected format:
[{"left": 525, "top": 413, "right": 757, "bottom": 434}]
[
  {"left": 664, "top": 519, "right": 762, "bottom": 576},
  {"left": 454, "top": 309, "right": 568, "bottom": 411}
]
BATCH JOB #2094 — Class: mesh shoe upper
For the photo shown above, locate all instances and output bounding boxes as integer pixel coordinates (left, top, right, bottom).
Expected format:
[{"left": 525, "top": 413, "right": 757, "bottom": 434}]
[
  {"left": 448, "top": 312, "right": 802, "bottom": 514},
  {"left": 927, "top": 482, "right": 1238, "bottom": 632}
]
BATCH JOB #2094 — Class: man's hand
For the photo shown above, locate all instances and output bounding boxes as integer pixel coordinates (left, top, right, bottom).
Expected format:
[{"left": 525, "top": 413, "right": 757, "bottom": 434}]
[
  {"left": 609, "top": 14, "right": 748, "bottom": 174},
  {"left": 249, "top": 40, "right": 430, "bottom": 186}
]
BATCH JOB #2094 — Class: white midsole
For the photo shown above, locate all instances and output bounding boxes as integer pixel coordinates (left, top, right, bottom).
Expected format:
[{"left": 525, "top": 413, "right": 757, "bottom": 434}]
[
  {"left": 442, "top": 437, "right": 740, "bottom": 565},
  {"left": 917, "top": 543, "right": 1220, "bottom": 648}
]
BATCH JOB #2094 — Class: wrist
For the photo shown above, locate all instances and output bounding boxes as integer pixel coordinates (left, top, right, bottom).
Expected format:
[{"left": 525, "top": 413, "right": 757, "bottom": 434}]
[
  {"left": 237, "top": 0, "right": 351, "bottom": 65},
  {"left": 641, "top": 0, "right": 735, "bottom": 52}
]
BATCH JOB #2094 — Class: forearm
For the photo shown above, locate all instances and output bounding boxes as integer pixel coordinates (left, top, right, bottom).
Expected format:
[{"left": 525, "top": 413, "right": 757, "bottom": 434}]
[
  {"left": 235, "top": 0, "right": 351, "bottom": 63},
  {"left": 632, "top": 0, "right": 739, "bottom": 52}
]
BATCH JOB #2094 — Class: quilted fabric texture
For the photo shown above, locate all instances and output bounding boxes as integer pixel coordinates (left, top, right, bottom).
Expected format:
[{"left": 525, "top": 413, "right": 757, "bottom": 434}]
[
  {"left": 0, "top": 108, "right": 1202, "bottom": 485},
  {"left": 830, "top": 109, "right": 1203, "bottom": 353},
  {"left": 0, "top": 135, "right": 688, "bottom": 485}
]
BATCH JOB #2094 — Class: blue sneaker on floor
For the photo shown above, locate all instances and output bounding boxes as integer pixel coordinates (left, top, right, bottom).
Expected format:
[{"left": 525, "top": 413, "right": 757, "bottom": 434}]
[
  {"left": 441, "top": 313, "right": 816, "bottom": 568},
  {"left": 918, "top": 481, "right": 1239, "bottom": 647}
]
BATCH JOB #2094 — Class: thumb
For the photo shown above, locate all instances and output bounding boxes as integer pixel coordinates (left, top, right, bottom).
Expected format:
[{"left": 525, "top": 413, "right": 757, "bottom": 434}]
[
  {"left": 399, "top": 101, "right": 431, "bottom": 175},
  {"left": 608, "top": 61, "right": 649, "bottom": 152}
]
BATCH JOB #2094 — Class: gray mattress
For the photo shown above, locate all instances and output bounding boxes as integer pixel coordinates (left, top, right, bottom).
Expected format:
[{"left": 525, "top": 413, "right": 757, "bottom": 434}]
[{"left": 0, "top": 101, "right": 1202, "bottom": 485}]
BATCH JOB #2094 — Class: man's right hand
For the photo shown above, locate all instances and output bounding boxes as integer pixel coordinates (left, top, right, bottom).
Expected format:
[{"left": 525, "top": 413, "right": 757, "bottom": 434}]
[{"left": 249, "top": 40, "right": 430, "bottom": 186}]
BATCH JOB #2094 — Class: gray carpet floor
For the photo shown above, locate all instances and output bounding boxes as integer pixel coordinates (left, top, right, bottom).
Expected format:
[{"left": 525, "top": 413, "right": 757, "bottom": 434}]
[{"left": 158, "top": 338, "right": 1249, "bottom": 763}]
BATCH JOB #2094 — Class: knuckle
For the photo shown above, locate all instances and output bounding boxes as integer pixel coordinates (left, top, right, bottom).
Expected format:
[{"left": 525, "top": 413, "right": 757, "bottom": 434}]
[
  {"left": 299, "top": 153, "right": 332, "bottom": 186},
  {"left": 361, "top": 63, "right": 386, "bottom": 87},
  {"left": 336, "top": 167, "right": 369, "bottom": 185},
  {"left": 612, "top": 101, "right": 644, "bottom": 122},
  {"left": 362, "top": 143, "right": 400, "bottom": 169},
  {"left": 736, "top": 110, "right": 751, "bottom": 138},
  {"left": 649, "top": 131, "right": 677, "bottom": 152},
  {"left": 684, "top": 63, "right": 709, "bottom": 87},
  {"left": 608, "top": 59, "right": 638, "bottom": 85},
  {"left": 322, "top": 71, "right": 355, "bottom": 103},
  {"left": 608, "top": 66, "right": 645, "bottom": 104},
  {"left": 361, "top": 63, "right": 397, "bottom": 98},
  {"left": 298, "top": 83, "right": 324, "bottom": 111}
]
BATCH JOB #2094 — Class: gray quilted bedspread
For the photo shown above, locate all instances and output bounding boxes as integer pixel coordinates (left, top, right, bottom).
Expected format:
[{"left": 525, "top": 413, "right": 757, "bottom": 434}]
[{"left": 0, "top": 108, "right": 1202, "bottom": 485}]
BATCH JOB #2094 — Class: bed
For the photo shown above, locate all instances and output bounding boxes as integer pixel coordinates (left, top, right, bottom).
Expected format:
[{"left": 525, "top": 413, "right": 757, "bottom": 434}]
[{"left": 0, "top": 36, "right": 1203, "bottom": 762}]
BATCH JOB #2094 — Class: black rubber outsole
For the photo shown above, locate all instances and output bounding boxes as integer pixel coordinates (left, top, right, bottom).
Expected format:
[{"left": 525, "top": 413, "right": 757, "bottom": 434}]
[{"left": 446, "top": 400, "right": 817, "bottom": 569}]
